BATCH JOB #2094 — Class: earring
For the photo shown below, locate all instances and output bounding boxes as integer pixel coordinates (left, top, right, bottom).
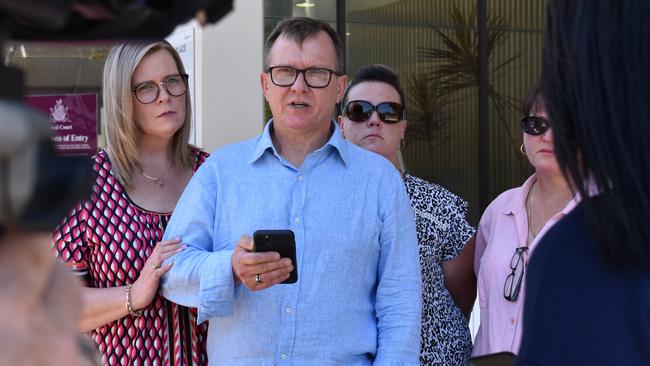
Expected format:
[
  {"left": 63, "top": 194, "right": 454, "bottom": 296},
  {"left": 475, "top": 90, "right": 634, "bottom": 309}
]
[
  {"left": 400, "top": 137, "right": 406, "bottom": 150},
  {"left": 520, "top": 143, "right": 526, "bottom": 155}
]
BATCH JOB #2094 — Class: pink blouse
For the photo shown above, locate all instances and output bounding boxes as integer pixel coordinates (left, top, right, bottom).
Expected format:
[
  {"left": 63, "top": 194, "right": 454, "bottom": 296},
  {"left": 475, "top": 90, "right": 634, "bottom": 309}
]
[{"left": 472, "top": 174, "right": 577, "bottom": 356}]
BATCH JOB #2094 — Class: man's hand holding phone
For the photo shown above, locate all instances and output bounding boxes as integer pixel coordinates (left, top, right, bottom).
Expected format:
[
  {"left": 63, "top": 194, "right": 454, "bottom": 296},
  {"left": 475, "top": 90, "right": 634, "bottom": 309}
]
[{"left": 231, "top": 235, "right": 294, "bottom": 291}]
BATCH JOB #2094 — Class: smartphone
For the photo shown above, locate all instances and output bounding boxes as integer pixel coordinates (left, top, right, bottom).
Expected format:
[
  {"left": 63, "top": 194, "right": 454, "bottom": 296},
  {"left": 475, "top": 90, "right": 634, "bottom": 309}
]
[
  {"left": 253, "top": 230, "right": 298, "bottom": 284},
  {"left": 468, "top": 352, "right": 516, "bottom": 366}
]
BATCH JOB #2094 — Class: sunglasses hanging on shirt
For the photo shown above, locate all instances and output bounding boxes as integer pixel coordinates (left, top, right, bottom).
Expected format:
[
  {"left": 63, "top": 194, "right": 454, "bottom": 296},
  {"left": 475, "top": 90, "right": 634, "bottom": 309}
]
[
  {"left": 503, "top": 246, "right": 528, "bottom": 301},
  {"left": 343, "top": 100, "right": 404, "bottom": 124}
]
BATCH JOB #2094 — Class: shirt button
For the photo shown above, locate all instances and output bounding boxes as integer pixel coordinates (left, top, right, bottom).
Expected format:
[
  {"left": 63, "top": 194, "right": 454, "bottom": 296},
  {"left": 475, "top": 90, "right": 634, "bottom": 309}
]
[
  {"left": 294, "top": 217, "right": 301, "bottom": 223},
  {"left": 298, "top": 175, "right": 304, "bottom": 182},
  {"left": 510, "top": 318, "right": 516, "bottom": 325},
  {"left": 281, "top": 353, "right": 287, "bottom": 359},
  {"left": 285, "top": 307, "right": 292, "bottom": 313}
]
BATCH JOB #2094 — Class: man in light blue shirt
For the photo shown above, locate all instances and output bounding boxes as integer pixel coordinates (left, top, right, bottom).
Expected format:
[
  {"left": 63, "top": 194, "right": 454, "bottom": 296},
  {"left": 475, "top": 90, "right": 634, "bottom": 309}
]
[{"left": 161, "top": 17, "right": 421, "bottom": 365}]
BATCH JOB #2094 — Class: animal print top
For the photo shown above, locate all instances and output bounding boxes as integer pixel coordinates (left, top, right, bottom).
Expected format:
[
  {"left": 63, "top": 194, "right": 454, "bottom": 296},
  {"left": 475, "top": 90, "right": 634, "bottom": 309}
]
[{"left": 403, "top": 172, "right": 476, "bottom": 366}]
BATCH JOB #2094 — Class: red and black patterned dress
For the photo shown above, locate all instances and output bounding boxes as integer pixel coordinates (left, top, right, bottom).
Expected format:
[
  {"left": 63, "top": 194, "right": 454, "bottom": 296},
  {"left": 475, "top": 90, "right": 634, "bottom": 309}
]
[{"left": 52, "top": 149, "right": 209, "bottom": 366}]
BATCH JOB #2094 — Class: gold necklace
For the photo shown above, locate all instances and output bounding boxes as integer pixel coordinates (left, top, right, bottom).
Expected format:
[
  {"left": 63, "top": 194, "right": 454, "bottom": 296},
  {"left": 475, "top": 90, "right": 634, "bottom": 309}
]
[
  {"left": 527, "top": 182, "right": 538, "bottom": 240},
  {"left": 141, "top": 169, "right": 164, "bottom": 187}
]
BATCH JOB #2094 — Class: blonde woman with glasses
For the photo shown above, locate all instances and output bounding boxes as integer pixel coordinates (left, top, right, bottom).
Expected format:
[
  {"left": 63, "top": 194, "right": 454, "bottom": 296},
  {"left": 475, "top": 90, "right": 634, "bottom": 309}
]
[{"left": 52, "top": 41, "right": 209, "bottom": 365}]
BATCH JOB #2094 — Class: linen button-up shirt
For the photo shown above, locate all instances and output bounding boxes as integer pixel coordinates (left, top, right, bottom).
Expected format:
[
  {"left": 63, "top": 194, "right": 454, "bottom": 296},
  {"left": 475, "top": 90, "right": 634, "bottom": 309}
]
[
  {"left": 161, "top": 121, "right": 422, "bottom": 365},
  {"left": 472, "top": 174, "right": 577, "bottom": 356}
]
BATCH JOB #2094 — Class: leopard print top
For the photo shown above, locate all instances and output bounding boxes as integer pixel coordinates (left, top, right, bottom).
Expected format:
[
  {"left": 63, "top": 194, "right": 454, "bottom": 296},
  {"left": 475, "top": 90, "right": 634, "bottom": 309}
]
[{"left": 403, "top": 172, "right": 476, "bottom": 366}]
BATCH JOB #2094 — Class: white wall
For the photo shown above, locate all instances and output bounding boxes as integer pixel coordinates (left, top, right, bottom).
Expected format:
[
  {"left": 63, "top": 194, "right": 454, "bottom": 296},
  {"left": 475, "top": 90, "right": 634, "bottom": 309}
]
[
  {"left": 469, "top": 293, "right": 480, "bottom": 342},
  {"left": 195, "top": 0, "right": 264, "bottom": 153}
]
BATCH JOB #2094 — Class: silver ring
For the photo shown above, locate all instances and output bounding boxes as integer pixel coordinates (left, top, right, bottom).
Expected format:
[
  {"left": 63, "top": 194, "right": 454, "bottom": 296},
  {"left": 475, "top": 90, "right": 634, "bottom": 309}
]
[{"left": 254, "top": 273, "right": 263, "bottom": 285}]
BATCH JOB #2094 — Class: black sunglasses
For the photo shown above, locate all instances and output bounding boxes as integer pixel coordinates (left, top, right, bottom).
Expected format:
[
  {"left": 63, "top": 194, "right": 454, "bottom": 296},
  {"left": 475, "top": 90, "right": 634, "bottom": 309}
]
[
  {"left": 343, "top": 100, "right": 404, "bottom": 124},
  {"left": 521, "top": 116, "right": 549, "bottom": 135}
]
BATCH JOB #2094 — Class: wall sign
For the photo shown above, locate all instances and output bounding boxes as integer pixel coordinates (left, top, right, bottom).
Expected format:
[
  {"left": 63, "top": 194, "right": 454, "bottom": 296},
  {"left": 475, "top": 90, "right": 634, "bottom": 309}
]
[{"left": 26, "top": 93, "right": 98, "bottom": 156}]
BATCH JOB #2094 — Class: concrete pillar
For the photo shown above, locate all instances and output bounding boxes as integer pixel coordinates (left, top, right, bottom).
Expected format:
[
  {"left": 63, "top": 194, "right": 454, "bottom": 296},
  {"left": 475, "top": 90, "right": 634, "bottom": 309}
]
[{"left": 195, "top": 0, "right": 264, "bottom": 152}]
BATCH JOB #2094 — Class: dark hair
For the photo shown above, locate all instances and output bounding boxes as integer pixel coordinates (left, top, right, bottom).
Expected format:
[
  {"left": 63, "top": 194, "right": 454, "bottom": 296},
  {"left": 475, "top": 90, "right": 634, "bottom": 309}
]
[
  {"left": 521, "top": 84, "right": 545, "bottom": 117},
  {"left": 340, "top": 64, "right": 406, "bottom": 114},
  {"left": 264, "top": 17, "right": 344, "bottom": 73},
  {"left": 541, "top": 0, "right": 650, "bottom": 272}
]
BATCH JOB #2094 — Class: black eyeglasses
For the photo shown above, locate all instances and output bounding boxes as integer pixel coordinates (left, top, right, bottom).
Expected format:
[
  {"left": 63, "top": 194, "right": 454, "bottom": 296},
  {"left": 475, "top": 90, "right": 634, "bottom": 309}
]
[
  {"left": 503, "top": 246, "right": 529, "bottom": 302},
  {"left": 131, "top": 74, "right": 189, "bottom": 104},
  {"left": 521, "top": 116, "right": 549, "bottom": 135},
  {"left": 343, "top": 100, "right": 404, "bottom": 124},
  {"left": 267, "top": 66, "right": 340, "bottom": 88}
]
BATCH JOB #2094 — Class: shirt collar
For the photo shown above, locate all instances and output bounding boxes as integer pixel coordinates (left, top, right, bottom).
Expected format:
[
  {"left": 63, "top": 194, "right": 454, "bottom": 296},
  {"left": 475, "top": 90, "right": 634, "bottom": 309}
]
[
  {"left": 249, "top": 120, "right": 276, "bottom": 163},
  {"left": 249, "top": 119, "right": 350, "bottom": 167},
  {"left": 501, "top": 173, "right": 581, "bottom": 216},
  {"left": 326, "top": 121, "right": 350, "bottom": 167},
  {"left": 501, "top": 174, "right": 537, "bottom": 216}
]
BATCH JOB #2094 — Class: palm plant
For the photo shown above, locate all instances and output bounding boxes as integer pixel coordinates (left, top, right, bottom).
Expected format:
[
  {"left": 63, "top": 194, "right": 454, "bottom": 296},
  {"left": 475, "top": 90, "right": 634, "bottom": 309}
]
[
  {"left": 410, "top": 4, "right": 528, "bottom": 173},
  {"left": 404, "top": 72, "right": 451, "bottom": 153}
]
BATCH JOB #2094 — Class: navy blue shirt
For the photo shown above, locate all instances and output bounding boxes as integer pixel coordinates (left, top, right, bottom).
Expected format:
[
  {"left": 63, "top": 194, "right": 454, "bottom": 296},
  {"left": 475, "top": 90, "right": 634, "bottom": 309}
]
[{"left": 516, "top": 201, "right": 650, "bottom": 365}]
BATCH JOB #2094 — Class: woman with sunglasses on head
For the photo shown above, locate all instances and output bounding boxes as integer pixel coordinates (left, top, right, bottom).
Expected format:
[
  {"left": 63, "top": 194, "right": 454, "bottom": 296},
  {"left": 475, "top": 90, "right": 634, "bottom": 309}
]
[
  {"left": 339, "top": 64, "right": 476, "bottom": 366},
  {"left": 471, "top": 85, "right": 575, "bottom": 358},
  {"left": 51, "top": 41, "right": 209, "bottom": 365}
]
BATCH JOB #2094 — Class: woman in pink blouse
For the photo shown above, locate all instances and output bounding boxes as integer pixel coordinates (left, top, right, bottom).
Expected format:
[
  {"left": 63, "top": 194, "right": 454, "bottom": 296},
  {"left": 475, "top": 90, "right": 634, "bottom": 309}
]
[{"left": 472, "top": 86, "right": 575, "bottom": 356}]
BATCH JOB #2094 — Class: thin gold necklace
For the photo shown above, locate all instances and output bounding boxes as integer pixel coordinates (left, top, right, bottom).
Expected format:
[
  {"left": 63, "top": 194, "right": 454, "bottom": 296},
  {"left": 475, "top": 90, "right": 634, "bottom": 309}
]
[
  {"left": 527, "top": 182, "right": 538, "bottom": 241},
  {"left": 140, "top": 169, "right": 164, "bottom": 187}
]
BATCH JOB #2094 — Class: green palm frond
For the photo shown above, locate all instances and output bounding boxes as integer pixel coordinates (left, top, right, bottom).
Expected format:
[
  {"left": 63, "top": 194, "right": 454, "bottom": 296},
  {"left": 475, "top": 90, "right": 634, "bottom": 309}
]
[
  {"left": 407, "top": 4, "right": 527, "bottom": 173},
  {"left": 405, "top": 73, "right": 452, "bottom": 151}
]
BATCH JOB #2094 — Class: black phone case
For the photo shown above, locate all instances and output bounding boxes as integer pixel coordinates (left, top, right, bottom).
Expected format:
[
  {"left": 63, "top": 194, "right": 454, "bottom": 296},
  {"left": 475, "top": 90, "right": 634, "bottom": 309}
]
[{"left": 253, "top": 230, "right": 298, "bottom": 284}]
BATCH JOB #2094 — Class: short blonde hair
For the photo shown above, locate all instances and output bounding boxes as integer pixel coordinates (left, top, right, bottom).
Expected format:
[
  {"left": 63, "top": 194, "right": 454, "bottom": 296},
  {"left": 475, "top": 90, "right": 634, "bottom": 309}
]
[{"left": 102, "top": 40, "right": 194, "bottom": 188}]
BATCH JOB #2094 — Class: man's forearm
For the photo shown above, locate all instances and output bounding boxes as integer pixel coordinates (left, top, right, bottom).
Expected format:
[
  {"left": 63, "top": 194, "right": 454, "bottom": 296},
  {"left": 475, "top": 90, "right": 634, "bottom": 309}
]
[{"left": 161, "top": 248, "right": 236, "bottom": 323}]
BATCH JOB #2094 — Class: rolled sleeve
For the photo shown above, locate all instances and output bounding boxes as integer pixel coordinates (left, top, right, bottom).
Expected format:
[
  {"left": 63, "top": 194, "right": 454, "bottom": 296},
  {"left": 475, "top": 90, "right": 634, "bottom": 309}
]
[{"left": 161, "top": 248, "right": 235, "bottom": 323}]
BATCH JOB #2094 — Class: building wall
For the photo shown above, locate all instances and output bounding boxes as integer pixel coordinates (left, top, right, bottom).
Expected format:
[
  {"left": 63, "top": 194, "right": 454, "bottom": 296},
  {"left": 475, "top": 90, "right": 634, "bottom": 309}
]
[
  {"left": 196, "top": 0, "right": 265, "bottom": 153},
  {"left": 345, "top": 0, "right": 544, "bottom": 224}
]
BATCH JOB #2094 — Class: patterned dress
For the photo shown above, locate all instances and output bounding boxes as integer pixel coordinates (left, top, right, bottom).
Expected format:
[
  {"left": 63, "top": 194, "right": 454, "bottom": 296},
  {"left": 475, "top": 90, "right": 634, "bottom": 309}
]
[
  {"left": 52, "top": 149, "right": 209, "bottom": 366},
  {"left": 403, "top": 173, "right": 476, "bottom": 366}
]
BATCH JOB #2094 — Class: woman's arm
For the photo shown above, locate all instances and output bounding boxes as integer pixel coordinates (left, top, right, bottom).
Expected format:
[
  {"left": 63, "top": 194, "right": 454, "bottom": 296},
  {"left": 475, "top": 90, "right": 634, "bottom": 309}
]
[
  {"left": 79, "top": 286, "right": 131, "bottom": 332},
  {"left": 78, "top": 239, "right": 183, "bottom": 332},
  {"left": 442, "top": 236, "right": 477, "bottom": 321}
]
